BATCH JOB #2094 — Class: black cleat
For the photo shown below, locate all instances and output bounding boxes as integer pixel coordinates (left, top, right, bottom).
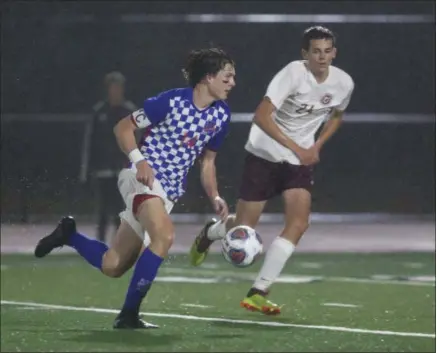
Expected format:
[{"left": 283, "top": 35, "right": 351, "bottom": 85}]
[
  {"left": 34, "top": 216, "right": 76, "bottom": 258},
  {"left": 113, "top": 311, "right": 159, "bottom": 329}
]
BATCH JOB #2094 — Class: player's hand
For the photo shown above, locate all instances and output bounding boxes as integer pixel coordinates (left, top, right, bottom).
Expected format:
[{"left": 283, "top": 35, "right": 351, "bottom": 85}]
[
  {"left": 136, "top": 160, "right": 155, "bottom": 189},
  {"left": 307, "top": 144, "right": 321, "bottom": 164},
  {"left": 212, "top": 196, "right": 229, "bottom": 222},
  {"left": 296, "top": 146, "right": 320, "bottom": 166}
]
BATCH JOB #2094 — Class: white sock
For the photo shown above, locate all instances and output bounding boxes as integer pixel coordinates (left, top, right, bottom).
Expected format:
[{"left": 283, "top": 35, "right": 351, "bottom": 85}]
[
  {"left": 206, "top": 220, "right": 227, "bottom": 241},
  {"left": 253, "top": 237, "right": 296, "bottom": 292}
]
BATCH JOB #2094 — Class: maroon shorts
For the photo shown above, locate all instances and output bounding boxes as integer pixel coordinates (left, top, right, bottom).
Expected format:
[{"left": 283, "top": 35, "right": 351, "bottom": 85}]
[{"left": 238, "top": 152, "right": 314, "bottom": 201}]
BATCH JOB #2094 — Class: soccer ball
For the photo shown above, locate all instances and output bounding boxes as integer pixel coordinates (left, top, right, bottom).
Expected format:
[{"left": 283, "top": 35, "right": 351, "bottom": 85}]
[{"left": 221, "top": 225, "right": 263, "bottom": 268}]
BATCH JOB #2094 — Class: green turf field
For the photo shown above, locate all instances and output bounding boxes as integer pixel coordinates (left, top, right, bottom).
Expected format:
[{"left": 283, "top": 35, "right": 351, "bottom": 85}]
[{"left": 1, "top": 252, "right": 435, "bottom": 352}]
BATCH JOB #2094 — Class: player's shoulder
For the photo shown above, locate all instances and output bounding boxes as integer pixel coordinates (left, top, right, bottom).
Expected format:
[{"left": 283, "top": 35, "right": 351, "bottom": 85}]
[
  {"left": 157, "top": 87, "right": 192, "bottom": 99},
  {"left": 285, "top": 60, "right": 307, "bottom": 74},
  {"left": 330, "top": 65, "right": 354, "bottom": 90},
  {"left": 272, "top": 60, "right": 307, "bottom": 83},
  {"left": 289, "top": 60, "right": 307, "bottom": 70},
  {"left": 145, "top": 87, "right": 190, "bottom": 104},
  {"left": 213, "top": 100, "right": 231, "bottom": 117}
]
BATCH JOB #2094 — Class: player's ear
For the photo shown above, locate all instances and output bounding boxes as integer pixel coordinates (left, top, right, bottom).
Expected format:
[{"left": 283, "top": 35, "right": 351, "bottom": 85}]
[
  {"left": 301, "top": 49, "right": 308, "bottom": 60},
  {"left": 332, "top": 47, "right": 337, "bottom": 59},
  {"left": 205, "top": 73, "right": 215, "bottom": 84}
]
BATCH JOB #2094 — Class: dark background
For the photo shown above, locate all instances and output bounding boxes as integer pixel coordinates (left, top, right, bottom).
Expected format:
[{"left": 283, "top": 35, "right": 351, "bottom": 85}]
[{"left": 1, "top": 1, "right": 435, "bottom": 221}]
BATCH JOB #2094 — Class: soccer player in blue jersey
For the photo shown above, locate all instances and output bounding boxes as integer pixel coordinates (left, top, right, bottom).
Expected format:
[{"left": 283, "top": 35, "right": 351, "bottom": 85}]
[{"left": 34, "top": 48, "right": 236, "bottom": 329}]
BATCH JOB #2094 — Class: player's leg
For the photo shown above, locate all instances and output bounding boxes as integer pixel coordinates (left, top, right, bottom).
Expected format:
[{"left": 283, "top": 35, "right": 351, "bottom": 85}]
[
  {"left": 114, "top": 194, "right": 174, "bottom": 329},
  {"left": 33, "top": 214, "right": 143, "bottom": 277},
  {"left": 242, "top": 165, "right": 313, "bottom": 315},
  {"left": 112, "top": 168, "right": 174, "bottom": 328},
  {"left": 34, "top": 169, "right": 148, "bottom": 275},
  {"left": 101, "top": 219, "right": 143, "bottom": 277},
  {"left": 193, "top": 199, "right": 266, "bottom": 257},
  {"left": 189, "top": 152, "right": 274, "bottom": 266},
  {"left": 244, "top": 189, "right": 310, "bottom": 308},
  {"left": 34, "top": 216, "right": 109, "bottom": 269}
]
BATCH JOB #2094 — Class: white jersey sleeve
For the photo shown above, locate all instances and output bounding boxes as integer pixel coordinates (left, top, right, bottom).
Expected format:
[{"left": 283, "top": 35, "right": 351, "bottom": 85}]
[
  {"left": 336, "top": 78, "right": 355, "bottom": 112},
  {"left": 265, "top": 62, "right": 301, "bottom": 109}
]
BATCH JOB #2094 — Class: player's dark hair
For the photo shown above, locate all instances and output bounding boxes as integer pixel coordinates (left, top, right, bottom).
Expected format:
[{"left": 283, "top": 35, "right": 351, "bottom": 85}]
[
  {"left": 182, "top": 48, "right": 235, "bottom": 87},
  {"left": 301, "top": 26, "right": 336, "bottom": 51}
]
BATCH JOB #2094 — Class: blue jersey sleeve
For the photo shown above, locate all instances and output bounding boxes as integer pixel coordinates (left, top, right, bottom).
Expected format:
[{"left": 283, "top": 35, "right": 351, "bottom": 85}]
[{"left": 142, "top": 89, "right": 174, "bottom": 125}]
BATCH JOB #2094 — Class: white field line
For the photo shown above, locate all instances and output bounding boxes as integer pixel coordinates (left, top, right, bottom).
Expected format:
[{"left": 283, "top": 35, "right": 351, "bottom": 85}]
[
  {"left": 326, "top": 276, "right": 435, "bottom": 286},
  {"left": 322, "top": 303, "right": 360, "bottom": 308},
  {"left": 160, "top": 267, "right": 436, "bottom": 287},
  {"left": 1, "top": 300, "right": 435, "bottom": 339},
  {"left": 180, "top": 303, "right": 212, "bottom": 308},
  {"left": 1, "top": 261, "right": 434, "bottom": 286}
]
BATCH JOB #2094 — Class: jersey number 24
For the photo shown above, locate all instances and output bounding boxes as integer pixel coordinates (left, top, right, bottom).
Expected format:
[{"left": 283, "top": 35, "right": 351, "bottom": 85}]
[{"left": 295, "top": 104, "right": 314, "bottom": 114}]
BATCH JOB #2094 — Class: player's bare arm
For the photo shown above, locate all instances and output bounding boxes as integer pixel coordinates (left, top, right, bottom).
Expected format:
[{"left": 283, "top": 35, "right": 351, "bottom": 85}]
[
  {"left": 253, "top": 97, "right": 318, "bottom": 165},
  {"left": 314, "top": 109, "right": 344, "bottom": 151},
  {"left": 113, "top": 115, "right": 154, "bottom": 188},
  {"left": 200, "top": 149, "right": 229, "bottom": 221}
]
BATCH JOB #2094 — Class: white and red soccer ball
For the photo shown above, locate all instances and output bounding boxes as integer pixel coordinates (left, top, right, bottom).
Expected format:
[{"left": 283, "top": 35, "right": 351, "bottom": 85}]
[{"left": 221, "top": 225, "right": 263, "bottom": 267}]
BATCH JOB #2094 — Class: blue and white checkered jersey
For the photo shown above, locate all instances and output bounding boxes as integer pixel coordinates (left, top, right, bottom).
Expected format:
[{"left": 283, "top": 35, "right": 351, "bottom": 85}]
[{"left": 130, "top": 87, "right": 231, "bottom": 202}]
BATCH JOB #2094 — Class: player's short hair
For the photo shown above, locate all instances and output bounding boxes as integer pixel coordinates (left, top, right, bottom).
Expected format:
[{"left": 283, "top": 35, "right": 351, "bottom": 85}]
[
  {"left": 301, "top": 26, "right": 336, "bottom": 51},
  {"left": 182, "top": 48, "right": 235, "bottom": 87}
]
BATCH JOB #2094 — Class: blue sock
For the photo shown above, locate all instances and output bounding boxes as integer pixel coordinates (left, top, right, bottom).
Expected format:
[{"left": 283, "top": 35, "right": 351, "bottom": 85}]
[
  {"left": 121, "top": 247, "right": 163, "bottom": 314},
  {"left": 67, "top": 232, "right": 108, "bottom": 270}
]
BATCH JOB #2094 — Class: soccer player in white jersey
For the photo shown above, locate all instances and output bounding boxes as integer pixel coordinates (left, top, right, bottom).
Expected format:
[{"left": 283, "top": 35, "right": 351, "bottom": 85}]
[
  {"left": 34, "top": 48, "right": 236, "bottom": 328},
  {"left": 190, "top": 26, "right": 354, "bottom": 314}
]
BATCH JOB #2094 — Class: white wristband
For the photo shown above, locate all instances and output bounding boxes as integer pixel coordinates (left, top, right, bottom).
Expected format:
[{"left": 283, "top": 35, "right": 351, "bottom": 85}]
[{"left": 128, "top": 149, "right": 144, "bottom": 165}]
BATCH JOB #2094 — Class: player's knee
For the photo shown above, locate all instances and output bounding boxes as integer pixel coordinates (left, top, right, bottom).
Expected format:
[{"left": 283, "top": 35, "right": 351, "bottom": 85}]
[
  {"left": 148, "top": 221, "right": 175, "bottom": 256},
  {"left": 101, "top": 251, "right": 127, "bottom": 278},
  {"left": 105, "top": 266, "right": 126, "bottom": 278},
  {"left": 149, "top": 232, "right": 174, "bottom": 257},
  {"left": 283, "top": 220, "right": 309, "bottom": 242},
  {"left": 292, "top": 220, "right": 309, "bottom": 235},
  {"left": 156, "top": 230, "right": 174, "bottom": 249},
  {"left": 235, "top": 213, "right": 259, "bottom": 229}
]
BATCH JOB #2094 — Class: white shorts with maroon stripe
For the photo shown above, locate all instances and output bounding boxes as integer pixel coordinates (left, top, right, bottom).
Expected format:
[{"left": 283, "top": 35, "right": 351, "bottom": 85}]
[{"left": 117, "top": 168, "right": 174, "bottom": 240}]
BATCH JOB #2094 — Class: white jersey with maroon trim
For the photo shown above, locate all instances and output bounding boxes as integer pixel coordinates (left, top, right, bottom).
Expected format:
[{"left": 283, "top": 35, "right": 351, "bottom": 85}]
[{"left": 245, "top": 60, "right": 354, "bottom": 165}]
